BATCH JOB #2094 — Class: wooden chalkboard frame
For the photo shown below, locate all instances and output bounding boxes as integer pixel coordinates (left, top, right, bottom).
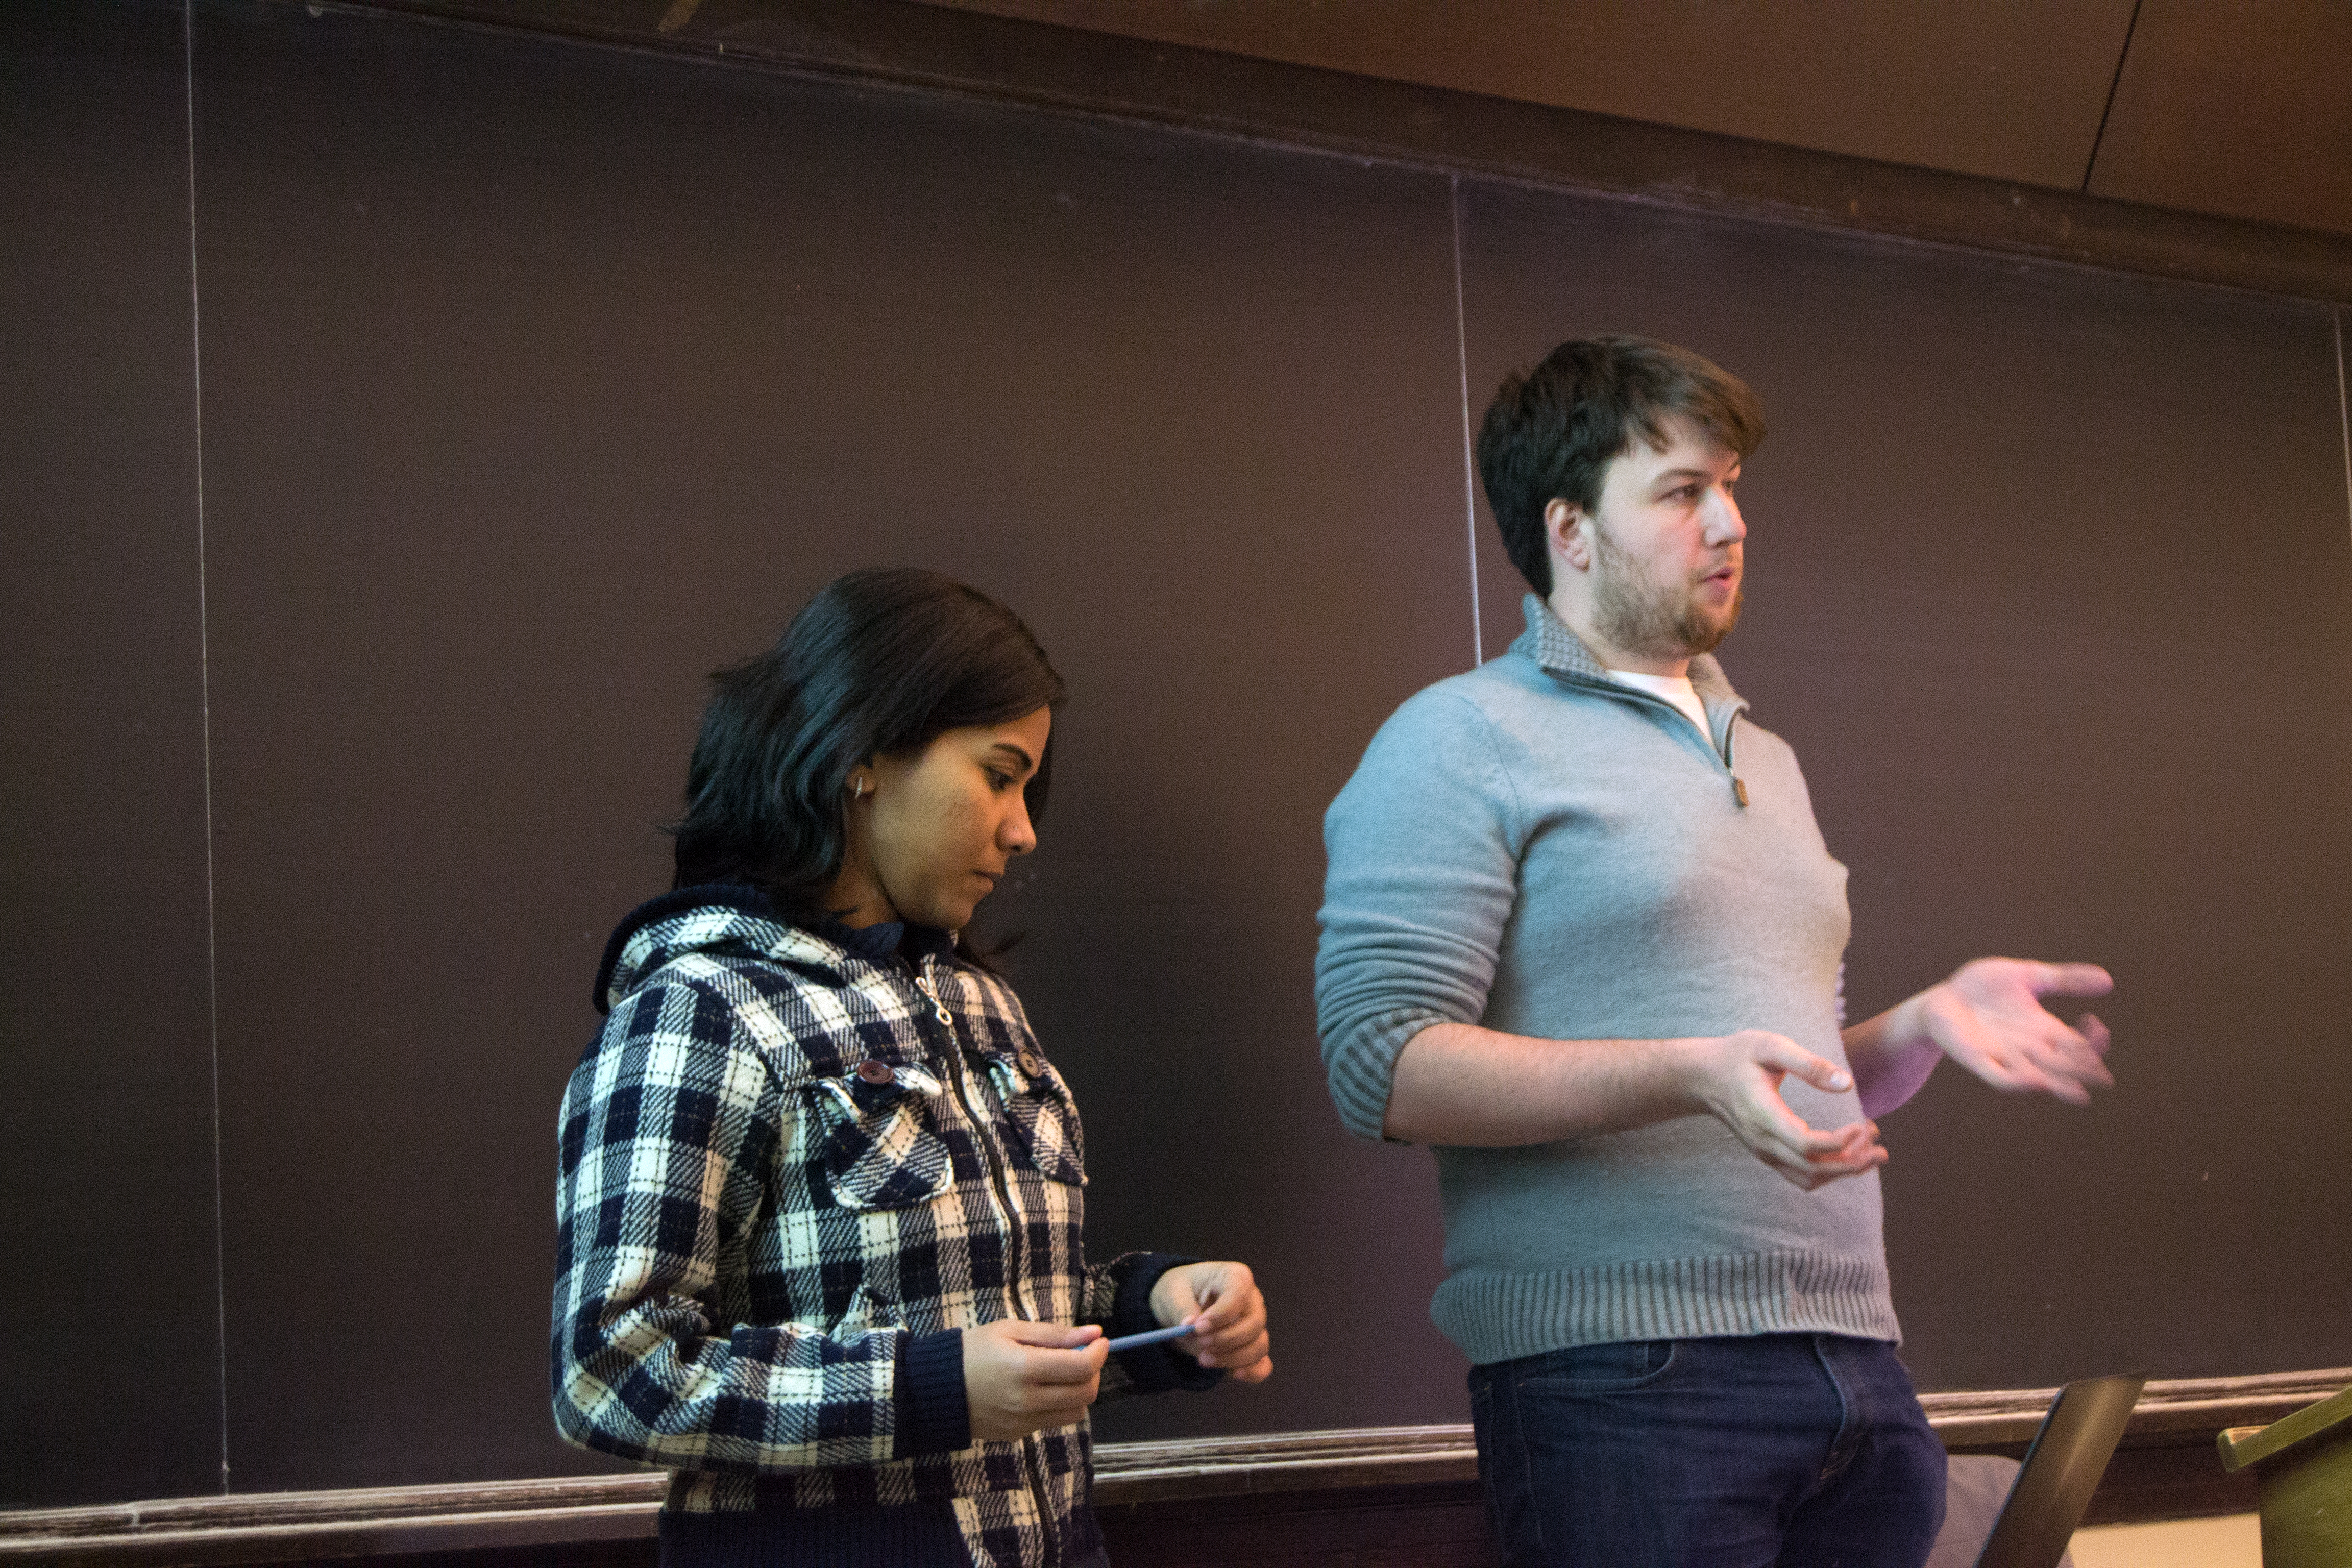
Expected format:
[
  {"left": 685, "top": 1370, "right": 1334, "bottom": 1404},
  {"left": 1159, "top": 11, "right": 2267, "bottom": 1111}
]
[{"left": 4, "top": 1371, "right": 2340, "bottom": 1564}]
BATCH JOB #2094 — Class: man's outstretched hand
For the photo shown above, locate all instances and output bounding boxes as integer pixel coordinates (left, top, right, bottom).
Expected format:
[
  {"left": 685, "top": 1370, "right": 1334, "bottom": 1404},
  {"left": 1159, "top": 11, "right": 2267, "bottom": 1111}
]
[
  {"left": 1848, "top": 957, "right": 2114, "bottom": 1116},
  {"left": 1909, "top": 958, "right": 2114, "bottom": 1103}
]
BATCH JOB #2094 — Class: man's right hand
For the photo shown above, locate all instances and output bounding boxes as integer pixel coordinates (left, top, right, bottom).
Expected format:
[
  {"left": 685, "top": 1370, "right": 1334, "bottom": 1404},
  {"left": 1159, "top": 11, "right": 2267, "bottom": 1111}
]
[
  {"left": 1688, "top": 1028, "right": 1885, "bottom": 1190},
  {"left": 962, "top": 1318, "right": 1109, "bottom": 1442}
]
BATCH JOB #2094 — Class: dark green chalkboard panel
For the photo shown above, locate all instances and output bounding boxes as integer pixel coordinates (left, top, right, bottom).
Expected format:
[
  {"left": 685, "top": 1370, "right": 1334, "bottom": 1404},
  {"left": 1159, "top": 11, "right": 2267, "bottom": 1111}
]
[
  {"left": 0, "top": 0, "right": 220, "bottom": 1509},
  {"left": 186, "top": 0, "right": 1469, "bottom": 1490}
]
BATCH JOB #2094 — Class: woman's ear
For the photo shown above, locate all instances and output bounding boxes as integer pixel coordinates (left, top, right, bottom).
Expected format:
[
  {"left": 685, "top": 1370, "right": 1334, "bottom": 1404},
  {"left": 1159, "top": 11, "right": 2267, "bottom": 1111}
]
[{"left": 845, "top": 751, "right": 886, "bottom": 802}]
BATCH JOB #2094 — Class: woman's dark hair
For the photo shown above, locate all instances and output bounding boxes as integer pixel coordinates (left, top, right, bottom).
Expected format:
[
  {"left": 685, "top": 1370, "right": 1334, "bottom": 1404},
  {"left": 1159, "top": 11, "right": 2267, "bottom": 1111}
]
[
  {"left": 671, "top": 568, "right": 1066, "bottom": 923},
  {"left": 1476, "top": 335, "right": 1766, "bottom": 596}
]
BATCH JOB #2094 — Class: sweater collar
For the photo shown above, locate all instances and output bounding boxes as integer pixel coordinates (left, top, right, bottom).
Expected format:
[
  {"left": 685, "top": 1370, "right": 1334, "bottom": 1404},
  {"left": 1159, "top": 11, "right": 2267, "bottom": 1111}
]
[{"left": 1511, "top": 593, "right": 1743, "bottom": 710}]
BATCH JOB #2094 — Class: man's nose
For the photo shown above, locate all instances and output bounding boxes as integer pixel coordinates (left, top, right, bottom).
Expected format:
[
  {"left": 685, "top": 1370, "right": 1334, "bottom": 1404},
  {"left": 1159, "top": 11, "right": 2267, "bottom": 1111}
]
[{"left": 1704, "top": 487, "right": 1746, "bottom": 545}]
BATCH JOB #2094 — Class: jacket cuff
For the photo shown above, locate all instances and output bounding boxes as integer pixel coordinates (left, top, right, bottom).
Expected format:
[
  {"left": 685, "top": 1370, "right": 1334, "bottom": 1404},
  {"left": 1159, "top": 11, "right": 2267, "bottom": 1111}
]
[
  {"left": 894, "top": 1329, "right": 972, "bottom": 1456},
  {"left": 1111, "top": 1253, "right": 1223, "bottom": 1394}
]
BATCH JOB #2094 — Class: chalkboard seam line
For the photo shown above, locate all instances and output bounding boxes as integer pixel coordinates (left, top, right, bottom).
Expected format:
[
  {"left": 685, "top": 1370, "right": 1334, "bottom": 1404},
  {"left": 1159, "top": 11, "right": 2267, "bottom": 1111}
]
[
  {"left": 1450, "top": 173, "right": 1482, "bottom": 670},
  {"left": 180, "top": 0, "right": 232, "bottom": 1502}
]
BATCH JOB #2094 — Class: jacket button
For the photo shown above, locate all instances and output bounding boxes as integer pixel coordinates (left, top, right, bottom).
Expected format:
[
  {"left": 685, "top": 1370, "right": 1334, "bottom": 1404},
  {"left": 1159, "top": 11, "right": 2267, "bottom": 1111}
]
[
  {"left": 1018, "top": 1051, "right": 1044, "bottom": 1075},
  {"left": 854, "top": 1060, "right": 896, "bottom": 1086}
]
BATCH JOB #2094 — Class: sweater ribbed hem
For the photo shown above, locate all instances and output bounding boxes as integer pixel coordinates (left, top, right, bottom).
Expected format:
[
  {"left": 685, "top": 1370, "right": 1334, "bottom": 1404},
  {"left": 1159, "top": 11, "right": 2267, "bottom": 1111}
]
[{"left": 1432, "top": 1249, "right": 1899, "bottom": 1365}]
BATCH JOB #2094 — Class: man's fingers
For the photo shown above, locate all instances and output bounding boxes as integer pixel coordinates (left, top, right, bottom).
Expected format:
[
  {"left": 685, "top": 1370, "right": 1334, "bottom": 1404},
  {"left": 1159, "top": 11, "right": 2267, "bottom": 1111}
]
[
  {"left": 1783, "top": 1120, "right": 1885, "bottom": 1184},
  {"left": 1745, "top": 1103, "right": 1872, "bottom": 1184},
  {"left": 1749, "top": 1092, "right": 1852, "bottom": 1156},
  {"left": 1773, "top": 1137, "right": 1885, "bottom": 1189},
  {"left": 1993, "top": 1015, "right": 2111, "bottom": 1099},
  {"left": 2046, "top": 1035, "right": 2114, "bottom": 1087},
  {"left": 1747, "top": 1033, "right": 1853, "bottom": 1095},
  {"left": 1708, "top": 1035, "right": 1882, "bottom": 1186},
  {"left": 1970, "top": 1043, "right": 2073, "bottom": 1099},
  {"left": 2030, "top": 961, "right": 2113, "bottom": 999},
  {"left": 1809, "top": 1121, "right": 1884, "bottom": 1164},
  {"left": 1939, "top": 991, "right": 2113, "bottom": 1102}
]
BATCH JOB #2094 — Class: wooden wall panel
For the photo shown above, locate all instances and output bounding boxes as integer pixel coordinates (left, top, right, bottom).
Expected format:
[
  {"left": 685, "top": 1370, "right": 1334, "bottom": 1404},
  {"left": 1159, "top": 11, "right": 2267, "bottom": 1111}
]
[
  {"left": 915, "top": 0, "right": 2138, "bottom": 189},
  {"left": 2088, "top": 0, "right": 2352, "bottom": 238}
]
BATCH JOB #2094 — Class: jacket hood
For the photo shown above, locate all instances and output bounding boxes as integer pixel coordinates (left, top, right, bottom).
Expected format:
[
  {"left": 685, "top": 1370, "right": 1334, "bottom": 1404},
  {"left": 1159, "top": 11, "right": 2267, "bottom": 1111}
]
[{"left": 592, "top": 883, "right": 813, "bottom": 1015}]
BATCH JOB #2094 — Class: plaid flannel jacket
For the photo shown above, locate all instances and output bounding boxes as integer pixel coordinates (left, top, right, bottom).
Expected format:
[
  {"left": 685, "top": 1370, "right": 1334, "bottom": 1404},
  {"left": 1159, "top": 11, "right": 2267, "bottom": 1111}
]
[{"left": 554, "top": 887, "right": 1191, "bottom": 1567}]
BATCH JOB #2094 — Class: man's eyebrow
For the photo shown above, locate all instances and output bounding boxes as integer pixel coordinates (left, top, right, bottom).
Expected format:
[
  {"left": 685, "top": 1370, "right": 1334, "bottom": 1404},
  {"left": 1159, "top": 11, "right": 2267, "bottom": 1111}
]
[{"left": 1652, "top": 464, "right": 1737, "bottom": 485}]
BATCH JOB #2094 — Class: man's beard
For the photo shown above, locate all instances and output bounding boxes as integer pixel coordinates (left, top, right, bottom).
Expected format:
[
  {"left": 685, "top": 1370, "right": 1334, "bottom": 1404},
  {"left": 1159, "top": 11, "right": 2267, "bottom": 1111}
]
[{"left": 1589, "top": 521, "right": 1742, "bottom": 660}]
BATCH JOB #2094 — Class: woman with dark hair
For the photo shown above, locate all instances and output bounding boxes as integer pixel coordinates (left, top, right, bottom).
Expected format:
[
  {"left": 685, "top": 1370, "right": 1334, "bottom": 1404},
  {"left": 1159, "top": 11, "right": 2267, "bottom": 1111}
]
[{"left": 552, "top": 568, "right": 1271, "bottom": 1568}]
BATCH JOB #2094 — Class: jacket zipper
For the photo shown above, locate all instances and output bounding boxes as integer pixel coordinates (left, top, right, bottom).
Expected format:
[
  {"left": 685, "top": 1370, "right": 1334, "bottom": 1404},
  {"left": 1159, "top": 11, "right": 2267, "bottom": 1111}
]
[{"left": 915, "top": 958, "right": 1061, "bottom": 1564}]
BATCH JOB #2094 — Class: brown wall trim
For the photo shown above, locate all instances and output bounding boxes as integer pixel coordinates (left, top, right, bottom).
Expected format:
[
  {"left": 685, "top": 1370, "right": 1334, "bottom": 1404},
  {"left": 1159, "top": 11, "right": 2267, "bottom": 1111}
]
[
  {"left": 6, "top": 1370, "right": 2340, "bottom": 1563},
  {"left": 1923, "top": 1366, "right": 2352, "bottom": 1449},
  {"left": 293, "top": 0, "right": 2352, "bottom": 304}
]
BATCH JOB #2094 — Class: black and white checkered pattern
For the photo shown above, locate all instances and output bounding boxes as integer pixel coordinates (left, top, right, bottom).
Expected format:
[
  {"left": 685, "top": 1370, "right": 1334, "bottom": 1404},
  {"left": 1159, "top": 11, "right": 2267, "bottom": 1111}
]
[{"left": 553, "top": 894, "right": 1150, "bottom": 1566}]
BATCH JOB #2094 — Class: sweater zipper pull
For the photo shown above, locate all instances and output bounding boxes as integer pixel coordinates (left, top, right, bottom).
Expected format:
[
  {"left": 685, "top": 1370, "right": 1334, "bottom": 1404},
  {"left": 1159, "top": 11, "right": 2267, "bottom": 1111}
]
[{"left": 1721, "top": 710, "right": 1747, "bottom": 808}]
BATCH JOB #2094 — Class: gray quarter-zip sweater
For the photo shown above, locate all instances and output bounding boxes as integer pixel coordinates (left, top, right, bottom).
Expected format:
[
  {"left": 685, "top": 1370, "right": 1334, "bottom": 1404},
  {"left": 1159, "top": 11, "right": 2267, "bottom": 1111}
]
[{"left": 1316, "top": 597, "right": 1898, "bottom": 1364}]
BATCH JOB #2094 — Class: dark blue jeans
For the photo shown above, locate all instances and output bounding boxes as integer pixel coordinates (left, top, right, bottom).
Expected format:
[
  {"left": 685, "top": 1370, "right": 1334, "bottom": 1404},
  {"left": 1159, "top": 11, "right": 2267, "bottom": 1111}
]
[{"left": 1469, "top": 1333, "right": 1947, "bottom": 1568}]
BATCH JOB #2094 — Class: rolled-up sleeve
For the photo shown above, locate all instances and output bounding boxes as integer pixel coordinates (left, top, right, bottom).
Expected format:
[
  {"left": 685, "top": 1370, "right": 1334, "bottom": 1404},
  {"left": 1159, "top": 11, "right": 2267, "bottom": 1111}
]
[{"left": 1315, "top": 690, "right": 1523, "bottom": 1142}]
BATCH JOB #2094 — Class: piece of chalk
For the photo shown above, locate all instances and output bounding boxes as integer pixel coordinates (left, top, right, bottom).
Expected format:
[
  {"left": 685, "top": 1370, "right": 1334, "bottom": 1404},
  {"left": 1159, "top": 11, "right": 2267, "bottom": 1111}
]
[{"left": 1102, "top": 1321, "right": 1200, "bottom": 1354}]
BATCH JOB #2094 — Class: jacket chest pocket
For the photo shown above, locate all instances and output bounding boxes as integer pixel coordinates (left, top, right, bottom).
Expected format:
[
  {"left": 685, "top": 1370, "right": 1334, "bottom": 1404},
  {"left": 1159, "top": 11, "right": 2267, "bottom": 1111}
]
[
  {"left": 808, "top": 1067, "right": 951, "bottom": 1210},
  {"left": 986, "top": 1054, "right": 1087, "bottom": 1188}
]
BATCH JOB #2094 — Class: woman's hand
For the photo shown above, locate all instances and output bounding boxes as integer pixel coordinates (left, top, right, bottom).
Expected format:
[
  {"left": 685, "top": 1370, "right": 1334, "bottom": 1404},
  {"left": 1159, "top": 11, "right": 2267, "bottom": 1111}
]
[
  {"left": 1148, "top": 1261, "right": 1272, "bottom": 1383},
  {"left": 962, "top": 1318, "right": 1108, "bottom": 1441}
]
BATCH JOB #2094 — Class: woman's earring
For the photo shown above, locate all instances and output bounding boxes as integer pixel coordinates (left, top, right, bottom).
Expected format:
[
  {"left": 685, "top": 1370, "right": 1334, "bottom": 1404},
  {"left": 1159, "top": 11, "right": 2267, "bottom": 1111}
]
[{"left": 851, "top": 776, "right": 870, "bottom": 799}]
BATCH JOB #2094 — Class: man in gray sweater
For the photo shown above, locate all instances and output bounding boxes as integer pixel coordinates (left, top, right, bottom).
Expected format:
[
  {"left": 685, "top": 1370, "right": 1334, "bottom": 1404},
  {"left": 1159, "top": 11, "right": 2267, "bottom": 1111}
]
[{"left": 1315, "top": 337, "right": 2114, "bottom": 1566}]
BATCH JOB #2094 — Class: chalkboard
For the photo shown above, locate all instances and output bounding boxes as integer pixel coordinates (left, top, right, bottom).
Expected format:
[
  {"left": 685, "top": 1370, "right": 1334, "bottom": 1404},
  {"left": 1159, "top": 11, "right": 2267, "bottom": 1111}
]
[{"left": 4, "top": 0, "right": 2347, "bottom": 1510}]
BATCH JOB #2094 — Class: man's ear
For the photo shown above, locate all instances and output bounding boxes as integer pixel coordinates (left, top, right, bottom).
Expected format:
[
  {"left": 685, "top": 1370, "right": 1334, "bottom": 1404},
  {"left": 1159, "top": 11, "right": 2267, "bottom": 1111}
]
[{"left": 1545, "top": 497, "right": 1592, "bottom": 573}]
